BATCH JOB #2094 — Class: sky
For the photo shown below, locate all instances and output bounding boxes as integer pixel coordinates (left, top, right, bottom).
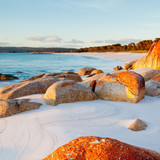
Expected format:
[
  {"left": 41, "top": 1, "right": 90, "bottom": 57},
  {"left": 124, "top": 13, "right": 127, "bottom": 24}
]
[{"left": 0, "top": 0, "right": 160, "bottom": 48}]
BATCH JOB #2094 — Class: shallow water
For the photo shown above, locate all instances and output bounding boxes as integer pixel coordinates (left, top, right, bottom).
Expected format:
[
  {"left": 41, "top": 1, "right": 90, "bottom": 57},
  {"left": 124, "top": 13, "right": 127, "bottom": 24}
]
[{"left": 0, "top": 53, "right": 123, "bottom": 87}]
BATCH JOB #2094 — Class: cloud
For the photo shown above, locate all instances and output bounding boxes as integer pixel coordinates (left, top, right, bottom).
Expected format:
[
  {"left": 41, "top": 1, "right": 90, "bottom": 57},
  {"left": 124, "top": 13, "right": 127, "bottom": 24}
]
[
  {"left": 27, "top": 34, "right": 63, "bottom": 43},
  {"left": 0, "top": 42, "right": 10, "bottom": 46},
  {"left": 66, "top": 39, "right": 84, "bottom": 44},
  {"left": 92, "top": 39, "right": 141, "bottom": 45}
]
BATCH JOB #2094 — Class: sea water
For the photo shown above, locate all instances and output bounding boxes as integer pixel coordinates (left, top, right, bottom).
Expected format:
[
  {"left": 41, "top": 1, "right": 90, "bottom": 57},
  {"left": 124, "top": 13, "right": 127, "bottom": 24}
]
[{"left": 0, "top": 53, "right": 123, "bottom": 88}]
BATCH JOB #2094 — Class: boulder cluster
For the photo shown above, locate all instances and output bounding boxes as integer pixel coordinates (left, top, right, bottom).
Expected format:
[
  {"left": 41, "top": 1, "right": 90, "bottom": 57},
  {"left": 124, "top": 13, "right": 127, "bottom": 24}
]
[{"left": 1, "top": 40, "right": 160, "bottom": 159}]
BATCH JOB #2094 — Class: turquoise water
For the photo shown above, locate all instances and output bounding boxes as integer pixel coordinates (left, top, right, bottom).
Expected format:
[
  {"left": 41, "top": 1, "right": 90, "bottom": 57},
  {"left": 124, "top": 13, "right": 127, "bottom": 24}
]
[{"left": 0, "top": 53, "right": 123, "bottom": 87}]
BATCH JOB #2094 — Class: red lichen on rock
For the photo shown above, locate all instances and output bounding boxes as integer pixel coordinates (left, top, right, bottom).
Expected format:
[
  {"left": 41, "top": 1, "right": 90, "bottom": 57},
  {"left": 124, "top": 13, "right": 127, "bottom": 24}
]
[
  {"left": 43, "top": 136, "right": 160, "bottom": 160},
  {"left": 116, "top": 71, "right": 145, "bottom": 95}
]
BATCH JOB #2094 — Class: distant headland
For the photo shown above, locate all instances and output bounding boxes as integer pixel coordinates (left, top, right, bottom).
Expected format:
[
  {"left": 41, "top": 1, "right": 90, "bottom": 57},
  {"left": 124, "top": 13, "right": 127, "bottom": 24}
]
[{"left": 0, "top": 38, "right": 160, "bottom": 53}]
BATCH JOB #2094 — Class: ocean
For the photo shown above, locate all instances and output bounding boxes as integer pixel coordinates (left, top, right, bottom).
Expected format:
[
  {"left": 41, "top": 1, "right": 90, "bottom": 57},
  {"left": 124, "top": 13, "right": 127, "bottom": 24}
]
[{"left": 0, "top": 53, "right": 123, "bottom": 88}]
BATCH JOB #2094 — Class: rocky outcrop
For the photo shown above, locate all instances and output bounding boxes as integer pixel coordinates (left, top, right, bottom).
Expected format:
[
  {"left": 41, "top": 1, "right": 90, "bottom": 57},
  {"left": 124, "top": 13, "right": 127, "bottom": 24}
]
[
  {"left": 95, "top": 71, "right": 145, "bottom": 103},
  {"left": 43, "top": 136, "right": 160, "bottom": 160},
  {"left": 90, "top": 69, "right": 103, "bottom": 75},
  {"left": 145, "top": 73, "right": 160, "bottom": 97},
  {"left": 0, "top": 74, "right": 18, "bottom": 81},
  {"left": 124, "top": 40, "right": 160, "bottom": 70},
  {"left": 43, "top": 80, "right": 97, "bottom": 106},
  {"left": 128, "top": 119, "right": 147, "bottom": 131},
  {"left": 76, "top": 67, "right": 96, "bottom": 76},
  {"left": 0, "top": 77, "right": 60, "bottom": 100},
  {"left": 0, "top": 99, "right": 42, "bottom": 118}
]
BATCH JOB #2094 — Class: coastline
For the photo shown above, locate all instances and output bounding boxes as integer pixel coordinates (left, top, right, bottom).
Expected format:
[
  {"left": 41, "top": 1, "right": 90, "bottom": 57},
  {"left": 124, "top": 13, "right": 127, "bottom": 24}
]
[{"left": 0, "top": 52, "right": 160, "bottom": 160}]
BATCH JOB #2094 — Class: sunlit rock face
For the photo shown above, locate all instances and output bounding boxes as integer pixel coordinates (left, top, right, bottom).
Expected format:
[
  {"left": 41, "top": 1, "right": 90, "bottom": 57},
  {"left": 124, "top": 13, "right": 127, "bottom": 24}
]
[{"left": 126, "top": 40, "right": 160, "bottom": 70}]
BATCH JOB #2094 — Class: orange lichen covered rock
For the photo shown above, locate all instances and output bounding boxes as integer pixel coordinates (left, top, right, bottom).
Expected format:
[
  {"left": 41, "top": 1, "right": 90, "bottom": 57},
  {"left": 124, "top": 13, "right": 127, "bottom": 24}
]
[
  {"left": 116, "top": 71, "right": 145, "bottom": 96},
  {"left": 125, "top": 40, "right": 160, "bottom": 70},
  {"left": 43, "top": 136, "right": 160, "bottom": 160},
  {"left": 95, "top": 71, "right": 145, "bottom": 103}
]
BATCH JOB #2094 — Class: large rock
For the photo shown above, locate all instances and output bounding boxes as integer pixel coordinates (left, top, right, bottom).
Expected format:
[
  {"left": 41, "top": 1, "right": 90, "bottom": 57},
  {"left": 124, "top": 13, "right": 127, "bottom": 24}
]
[
  {"left": 128, "top": 119, "right": 147, "bottom": 131},
  {"left": 0, "top": 74, "right": 18, "bottom": 81},
  {"left": 145, "top": 73, "right": 160, "bottom": 97},
  {"left": 125, "top": 40, "right": 160, "bottom": 70},
  {"left": 43, "top": 80, "right": 97, "bottom": 106},
  {"left": 43, "top": 72, "right": 82, "bottom": 82},
  {"left": 0, "top": 99, "right": 42, "bottom": 118},
  {"left": 76, "top": 67, "right": 96, "bottom": 76},
  {"left": 80, "top": 73, "right": 108, "bottom": 89},
  {"left": 22, "top": 74, "right": 45, "bottom": 82},
  {"left": 95, "top": 71, "right": 145, "bottom": 103},
  {"left": 43, "top": 136, "right": 160, "bottom": 160},
  {"left": 133, "top": 68, "right": 160, "bottom": 81},
  {"left": 0, "top": 77, "right": 60, "bottom": 100},
  {"left": 56, "top": 73, "right": 82, "bottom": 82}
]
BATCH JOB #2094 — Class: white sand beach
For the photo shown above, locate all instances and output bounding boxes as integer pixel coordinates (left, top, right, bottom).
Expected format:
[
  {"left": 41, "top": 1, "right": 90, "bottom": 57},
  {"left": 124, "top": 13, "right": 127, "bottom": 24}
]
[{"left": 0, "top": 52, "right": 160, "bottom": 160}]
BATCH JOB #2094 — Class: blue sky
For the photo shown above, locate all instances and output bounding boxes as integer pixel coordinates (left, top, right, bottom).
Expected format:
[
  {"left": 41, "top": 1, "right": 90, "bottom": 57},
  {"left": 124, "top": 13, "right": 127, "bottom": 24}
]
[{"left": 0, "top": 0, "right": 160, "bottom": 48}]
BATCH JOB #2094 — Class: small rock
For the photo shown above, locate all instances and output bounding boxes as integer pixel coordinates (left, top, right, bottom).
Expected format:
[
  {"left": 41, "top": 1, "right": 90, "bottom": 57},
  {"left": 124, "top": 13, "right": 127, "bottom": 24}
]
[
  {"left": 0, "top": 74, "right": 18, "bottom": 81},
  {"left": 113, "top": 66, "right": 123, "bottom": 71},
  {"left": 76, "top": 67, "right": 96, "bottom": 76},
  {"left": 90, "top": 69, "right": 103, "bottom": 75},
  {"left": 16, "top": 71, "right": 23, "bottom": 73},
  {"left": 128, "top": 119, "right": 147, "bottom": 131}
]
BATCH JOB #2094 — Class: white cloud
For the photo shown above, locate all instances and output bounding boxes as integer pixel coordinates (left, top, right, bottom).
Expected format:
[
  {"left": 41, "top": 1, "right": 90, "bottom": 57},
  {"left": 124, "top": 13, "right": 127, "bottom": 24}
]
[
  {"left": 66, "top": 39, "right": 84, "bottom": 44},
  {"left": 0, "top": 42, "right": 10, "bottom": 46},
  {"left": 27, "top": 34, "right": 63, "bottom": 43}
]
